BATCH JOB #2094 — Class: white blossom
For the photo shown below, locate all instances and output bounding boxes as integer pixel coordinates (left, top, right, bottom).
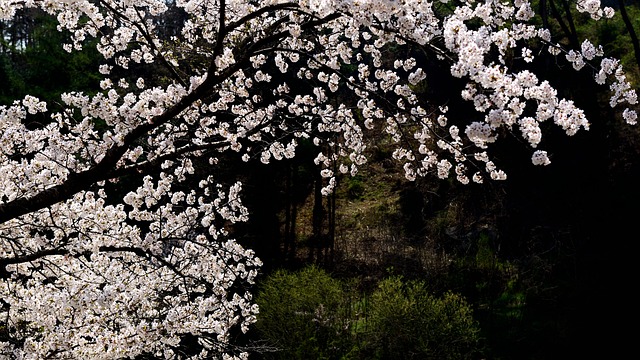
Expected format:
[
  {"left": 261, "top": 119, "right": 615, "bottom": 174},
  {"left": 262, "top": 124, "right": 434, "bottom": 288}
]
[
  {"left": 531, "top": 150, "right": 551, "bottom": 165},
  {"left": 623, "top": 108, "right": 638, "bottom": 125}
]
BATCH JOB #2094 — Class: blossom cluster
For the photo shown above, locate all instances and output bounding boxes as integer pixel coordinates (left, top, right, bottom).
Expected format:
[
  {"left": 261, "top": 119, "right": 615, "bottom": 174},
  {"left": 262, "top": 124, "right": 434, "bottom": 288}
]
[{"left": 0, "top": 173, "right": 261, "bottom": 358}]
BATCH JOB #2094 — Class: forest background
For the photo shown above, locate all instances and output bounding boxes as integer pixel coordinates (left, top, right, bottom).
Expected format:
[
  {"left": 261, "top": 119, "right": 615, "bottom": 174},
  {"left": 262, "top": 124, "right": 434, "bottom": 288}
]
[{"left": 1, "top": 0, "right": 639, "bottom": 359}]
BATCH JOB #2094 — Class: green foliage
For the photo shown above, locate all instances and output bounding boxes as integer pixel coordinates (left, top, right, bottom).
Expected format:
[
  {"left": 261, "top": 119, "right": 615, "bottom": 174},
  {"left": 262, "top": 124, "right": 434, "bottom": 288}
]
[
  {"left": 593, "top": 7, "right": 640, "bottom": 83},
  {"left": 475, "top": 231, "right": 497, "bottom": 269},
  {"left": 361, "top": 276, "right": 481, "bottom": 360},
  {"left": 0, "top": 54, "right": 26, "bottom": 104},
  {"left": 254, "top": 266, "right": 353, "bottom": 360},
  {"left": 444, "top": 231, "right": 533, "bottom": 358},
  {"left": 0, "top": 12, "right": 101, "bottom": 107},
  {"left": 254, "top": 267, "right": 482, "bottom": 360},
  {"left": 345, "top": 175, "right": 365, "bottom": 200}
]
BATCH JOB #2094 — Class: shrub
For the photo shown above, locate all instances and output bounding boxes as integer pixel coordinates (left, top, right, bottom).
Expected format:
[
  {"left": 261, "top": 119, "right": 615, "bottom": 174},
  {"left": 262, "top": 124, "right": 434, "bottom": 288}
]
[
  {"left": 346, "top": 176, "right": 366, "bottom": 200},
  {"left": 255, "top": 268, "right": 482, "bottom": 360},
  {"left": 362, "top": 276, "right": 481, "bottom": 360},
  {"left": 254, "top": 266, "right": 353, "bottom": 360}
]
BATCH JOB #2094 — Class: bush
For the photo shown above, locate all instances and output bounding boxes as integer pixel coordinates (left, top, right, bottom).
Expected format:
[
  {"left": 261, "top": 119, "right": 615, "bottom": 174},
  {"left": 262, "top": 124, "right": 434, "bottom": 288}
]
[
  {"left": 254, "top": 266, "right": 353, "bottom": 360},
  {"left": 254, "top": 267, "right": 482, "bottom": 360},
  {"left": 346, "top": 176, "right": 365, "bottom": 200},
  {"left": 362, "top": 276, "right": 481, "bottom": 360}
]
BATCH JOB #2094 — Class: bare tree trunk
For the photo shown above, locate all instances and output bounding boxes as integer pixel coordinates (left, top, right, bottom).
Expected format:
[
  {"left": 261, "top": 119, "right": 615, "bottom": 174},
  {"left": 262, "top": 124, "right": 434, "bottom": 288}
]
[
  {"left": 283, "top": 163, "right": 292, "bottom": 260},
  {"left": 289, "top": 198, "right": 298, "bottom": 263},
  {"left": 539, "top": 0, "right": 549, "bottom": 29},
  {"left": 308, "top": 169, "right": 324, "bottom": 264},
  {"left": 618, "top": 0, "right": 640, "bottom": 70},
  {"left": 0, "top": 21, "right": 5, "bottom": 54},
  {"left": 324, "top": 192, "right": 336, "bottom": 265},
  {"left": 326, "top": 156, "right": 337, "bottom": 265},
  {"left": 548, "top": 0, "right": 579, "bottom": 48},
  {"left": 283, "top": 163, "right": 299, "bottom": 263},
  {"left": 559, "top": 0, "right": 579, "bottom": 48}
]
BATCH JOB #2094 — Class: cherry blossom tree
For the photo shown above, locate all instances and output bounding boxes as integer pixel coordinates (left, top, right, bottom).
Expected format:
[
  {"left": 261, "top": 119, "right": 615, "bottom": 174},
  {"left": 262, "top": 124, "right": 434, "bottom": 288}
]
[{"left": 0, "top": 0, "right": 636, "bottom": 358}]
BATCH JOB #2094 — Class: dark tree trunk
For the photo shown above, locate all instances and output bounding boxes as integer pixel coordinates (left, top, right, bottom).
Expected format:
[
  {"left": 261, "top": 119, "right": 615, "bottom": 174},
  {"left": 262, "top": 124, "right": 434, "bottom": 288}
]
[
  {"left": 308, "top": 169, "right": 324, "bottom": 264},
  {"left": 618, "top": 0, "right": 640, "bottom": 70},
  {"left": 283, "top": 163, "right": 292, "bottom": 260}
]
